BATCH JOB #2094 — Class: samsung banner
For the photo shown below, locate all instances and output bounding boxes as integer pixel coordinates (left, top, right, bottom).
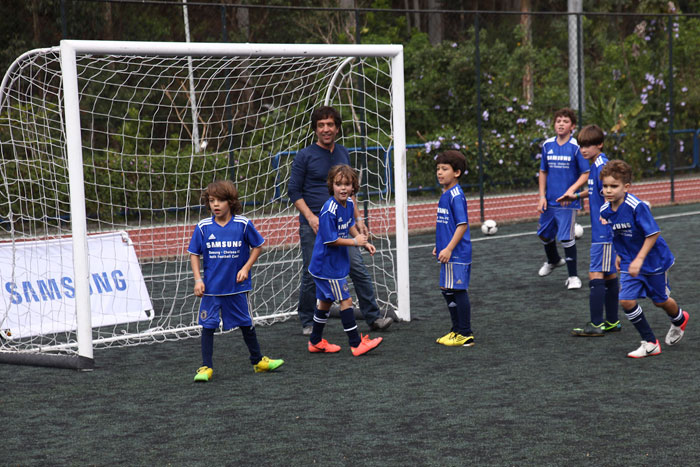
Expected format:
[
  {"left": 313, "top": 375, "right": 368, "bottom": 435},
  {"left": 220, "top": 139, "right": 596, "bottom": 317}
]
[{"left": 1, "top": 231, "right": 153, "bottom": 339}]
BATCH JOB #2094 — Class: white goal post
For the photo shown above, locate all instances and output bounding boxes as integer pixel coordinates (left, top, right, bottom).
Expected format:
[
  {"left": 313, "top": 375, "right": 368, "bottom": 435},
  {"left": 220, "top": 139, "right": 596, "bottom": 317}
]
[{"left": 0, "top": 40, "right": 410, "bottom": 369}]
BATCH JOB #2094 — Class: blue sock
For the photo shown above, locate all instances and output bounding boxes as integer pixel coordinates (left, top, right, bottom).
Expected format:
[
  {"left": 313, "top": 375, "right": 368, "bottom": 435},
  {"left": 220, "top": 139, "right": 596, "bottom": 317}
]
[
  {"left": 624, "top": 304, "right": 656, "bottom": 343},
  {"left": 240, "top": 325, "right": 263, "bottom": 365},
  {"left": 563, "top": 243, "right": 577, "bottom": 277},
  {"left": 589, "top": 279, "right": 605, "bottom": 325},
  {"left": 543, "top": 240, "right": 560, "bottom": 265},
  {"left": 340, "top": 307, "right": 361, "bottom": 347},
  {"left": 201, "top": 327, "right": 215, "bottom": 368},
  {"left": 441, "top": 290, "right": 458, "bottom": 332},
  {"left": 604, "top": 278, "right": 619, "bottom": 323},
  {"left": 452, "top": 289, "right": 472, "bottom": 335},
  {"left": 309, "top": 307, "right": 329, "bottom": 345}
]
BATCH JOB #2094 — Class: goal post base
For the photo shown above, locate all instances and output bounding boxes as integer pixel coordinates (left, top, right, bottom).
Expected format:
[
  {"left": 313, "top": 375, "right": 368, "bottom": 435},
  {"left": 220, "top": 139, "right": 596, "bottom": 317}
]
[{"left": 0, "top": 352, "right": 95, "bottom": 371}]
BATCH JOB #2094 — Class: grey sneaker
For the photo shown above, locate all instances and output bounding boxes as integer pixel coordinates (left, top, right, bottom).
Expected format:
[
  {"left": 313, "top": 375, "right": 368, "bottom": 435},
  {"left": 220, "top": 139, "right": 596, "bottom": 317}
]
[
  {"left": 302, "top": 326, "right": 313, "bottom": 336},
  {"left": 538, "top": 258, "right": 565, "bottom": 276},
  {"left": 571, "top": 322, "right": 605, "bottom": 337},
  {"left": 369, "top": 317, "right": 393, "bottom": 331}
]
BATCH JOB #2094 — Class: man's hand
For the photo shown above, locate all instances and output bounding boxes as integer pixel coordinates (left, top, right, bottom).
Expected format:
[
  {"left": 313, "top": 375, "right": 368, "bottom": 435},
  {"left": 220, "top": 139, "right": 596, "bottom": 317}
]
[
  {"left": 355, "top": 218, "right": 369, "bottom": 236},
  {"left": 365, "top": 243, "right": 376, "bottom": 256},
  {"left": 307, "top": 214, "right": 319, "bottom": 234},
  {"left": 354, "top": 234, "right": 368, "bottom": 247}
]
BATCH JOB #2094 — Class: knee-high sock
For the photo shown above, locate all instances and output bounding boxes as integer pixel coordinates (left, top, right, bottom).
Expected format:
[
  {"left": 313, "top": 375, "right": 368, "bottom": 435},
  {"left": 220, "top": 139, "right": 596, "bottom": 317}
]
[
  {"left": 543, "top": 240, "right": 561, "bottom": 265},
  {"left": 589, "top": 279, "right": 606, "bottom": 325},
  {"left": 624, "top": 304, "right": 656, "bottom": 343},
  {"left": 201, "top": 327, "right": 215, "bottom": 368},
  {"left": 310, "top": 307, "right": 330, "bottom": 345},
  {"left": 452, "top": 289, "right": 472, "bottom": 335},
  {"left": 604, "top": 278, "right": 619, "bottom": 323},
  {"left": 441, "top": 290, "right": 459, "bottom": 332},
  {"left": 562, "top": 240, "right": 577, "bottom": 277},
  {"left": 340, "top": 307, "right": 361, "bottom": 347},
  {"left": 240, "top": 325, "right": 263, "bottom": 365}
]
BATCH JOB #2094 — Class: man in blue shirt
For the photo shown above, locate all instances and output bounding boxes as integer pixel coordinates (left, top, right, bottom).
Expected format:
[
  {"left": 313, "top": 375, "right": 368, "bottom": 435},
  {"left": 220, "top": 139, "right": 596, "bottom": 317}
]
[{"left": 288, "top": 106, "right": 393, "bottom": 335}]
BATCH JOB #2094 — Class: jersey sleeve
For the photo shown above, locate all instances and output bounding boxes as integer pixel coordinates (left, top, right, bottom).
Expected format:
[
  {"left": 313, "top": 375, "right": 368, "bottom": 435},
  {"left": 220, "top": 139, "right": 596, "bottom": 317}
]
[
  {"left": 244, "top": 220, "right": 265, "bottom": 248},
  {"left": 187, "top": 224, "right": 203, "bottom": 255},
  {"left": 635, "top": 203, "right": 661, "bottom": 237},
  {"left": 450, "top": 193, "right": 469, "bottom": 226},
  {"left": 539, "top": 144, "right": 548, "bottom": 172},
  {"left": 575, "top": 148, "right": 590, "bottom": 175},
  {"left": 318, "top": 209, "right": 339, "bottom": 244}
]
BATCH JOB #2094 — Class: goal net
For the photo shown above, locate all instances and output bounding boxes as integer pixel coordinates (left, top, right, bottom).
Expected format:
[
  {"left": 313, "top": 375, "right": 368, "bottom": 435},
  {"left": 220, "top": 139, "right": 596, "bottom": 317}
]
[{"left": 0, "top": 41, "right": 409, "bottom": 369}]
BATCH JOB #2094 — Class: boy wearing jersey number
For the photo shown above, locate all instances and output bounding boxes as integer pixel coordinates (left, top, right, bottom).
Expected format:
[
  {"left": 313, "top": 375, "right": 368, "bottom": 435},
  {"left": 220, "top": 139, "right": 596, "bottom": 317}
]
[
  {"left": 188, "top": 180, "right": 284, "bottom": 381},
  {"left": 307, "top": 165, "right": 383, "bottom": 357},
  {"left": 599, "top": 160, "right": 690, "bottom": 358},
  {"left": 433, "top": 150, "right": 475, "bottom": 347}
]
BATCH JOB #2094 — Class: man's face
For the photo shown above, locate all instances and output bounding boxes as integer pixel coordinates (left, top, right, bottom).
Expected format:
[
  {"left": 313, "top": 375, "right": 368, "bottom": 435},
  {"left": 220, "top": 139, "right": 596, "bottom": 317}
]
[{"left": 315, "top": 117, "right": 339, "bottom": 150}]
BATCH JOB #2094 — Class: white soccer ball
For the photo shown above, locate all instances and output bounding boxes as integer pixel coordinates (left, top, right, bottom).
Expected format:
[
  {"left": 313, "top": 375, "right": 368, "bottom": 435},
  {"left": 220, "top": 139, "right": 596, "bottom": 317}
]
[
  {"left": 574, "top": 223, "right": 584, "bottom": 239},
  {"left": 481, "top": 219, "right": 498, "bottom": 235}
]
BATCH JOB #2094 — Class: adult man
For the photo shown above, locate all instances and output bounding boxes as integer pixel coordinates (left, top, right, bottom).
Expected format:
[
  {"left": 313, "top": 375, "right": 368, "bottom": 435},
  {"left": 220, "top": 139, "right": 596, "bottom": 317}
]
[{"left": 288, "top": 106, "right": 393, "bottom": 335}]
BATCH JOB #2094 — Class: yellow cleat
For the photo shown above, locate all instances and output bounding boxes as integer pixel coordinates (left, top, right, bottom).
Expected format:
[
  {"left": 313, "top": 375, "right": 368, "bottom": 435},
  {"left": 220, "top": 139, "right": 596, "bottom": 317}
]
[
  {"left": 194, "top": 366, "right": 213, "bottom": 382},
  {"left": 436, "top": 331, "right": 455, "bottom": 345},
  {"left": 254, "top": 356, "right": 285, "bottom": 373},
  {"left": 444, "top": 333, "right": 475, "bottom": 347}
]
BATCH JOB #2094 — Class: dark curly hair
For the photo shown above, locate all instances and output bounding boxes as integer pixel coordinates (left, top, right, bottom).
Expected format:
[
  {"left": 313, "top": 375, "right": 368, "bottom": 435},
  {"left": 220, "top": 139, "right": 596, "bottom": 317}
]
[
  {"left": 201, "top": 180, "right": 242, "bottom": 215},
  {"left": 327, "top": 164, "right": 359, "bottom": 196}
]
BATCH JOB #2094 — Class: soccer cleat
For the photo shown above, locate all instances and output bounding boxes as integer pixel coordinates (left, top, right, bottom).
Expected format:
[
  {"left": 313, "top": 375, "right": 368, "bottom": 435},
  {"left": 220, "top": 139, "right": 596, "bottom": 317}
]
[
  {"left": 436, "top": 331, "right": 455, "bottom": 345},
  {"left": 194, "top": 366, "right": 213, "bottom": 382},
  {"left": 308, "top": 338, "right": 341, "bottom": 353},
  {"left": 538, "top": 258, "right": 565, "bottom": 277},
  {"left": 444, "top": 333, "right": 475, "bottom": 347},
  {"left": 603, "top": 320, "right": 622, "bottom": 333},
  {"left": 565, "top": 276, "right": 582, "bottom": 289},
  {"left": 665, "top": 310, "right": 689, "bottom": 346},
  {"left": 254, "top": 356, "right": 285, "bottom": 373},
  {"left": 571, "top": 322, "right": 605, "bottom": 337},
  {"left": 627, "top": 340, "right": 661, "bottom": 358},
  {"left": 351, "top": 334, "right": 383, "bottom": 356}
]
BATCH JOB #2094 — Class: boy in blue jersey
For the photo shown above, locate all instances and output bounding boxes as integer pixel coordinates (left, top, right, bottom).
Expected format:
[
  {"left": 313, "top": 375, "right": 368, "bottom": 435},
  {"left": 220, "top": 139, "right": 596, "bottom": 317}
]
[
  {"left": 433, "top": 150, "right": 474, "bottom": 347},
  {"left": 188, "top": 180, "right": 284, "bottom": 381},
  {"left": 558, "top": 125, "right": 621, "bottom": 336},
  {"left": 599, "top": 160, "right": 690, "bottom": 358},
  {"left": 537, "top": 108, "right": 590, "bottom": 290},
  {"left": 307, "top": 165, "right": 383, "bottom": 356}
]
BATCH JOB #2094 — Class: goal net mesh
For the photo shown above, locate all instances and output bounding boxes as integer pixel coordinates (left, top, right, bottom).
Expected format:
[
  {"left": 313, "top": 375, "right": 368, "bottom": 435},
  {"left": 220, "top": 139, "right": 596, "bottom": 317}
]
[{"left": 0, "top": 47, "right": 398, "bottom": 356}]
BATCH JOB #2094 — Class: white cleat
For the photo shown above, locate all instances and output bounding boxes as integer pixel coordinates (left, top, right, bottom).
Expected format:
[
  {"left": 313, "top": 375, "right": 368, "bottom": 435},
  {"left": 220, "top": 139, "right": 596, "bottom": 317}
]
[
  {"left": 565, "top": 276, "right": 582, "bottom": 290},
  {"left": 665, "top": 310, "right": 689, "bottom": 346},
  {"left": 627, "top": 340, "right": 661, "bottom": 358},
  {"left": 538, "top": 258, "right": 565, "bottom": 276}
]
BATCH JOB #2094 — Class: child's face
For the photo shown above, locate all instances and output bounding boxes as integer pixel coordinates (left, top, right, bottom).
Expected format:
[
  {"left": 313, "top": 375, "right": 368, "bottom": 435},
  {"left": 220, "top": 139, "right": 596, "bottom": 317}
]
[
  {"left": 601, "top": 175, "right": 629, "bottom": 207},
  {"left": 209, "top": 196, "right": 231, "bottom": 220},
  {"left": 580, "top": 143, "right": 603, "bottom": 160},
  {"left": 332, "top": 174, "right": 353, "bottom": 204},
  {"left": 554, "top": 116, "right": 575, "bottom": 138},
  {"left": 436, "top": 163, "right": 460, "bottom": 188}
]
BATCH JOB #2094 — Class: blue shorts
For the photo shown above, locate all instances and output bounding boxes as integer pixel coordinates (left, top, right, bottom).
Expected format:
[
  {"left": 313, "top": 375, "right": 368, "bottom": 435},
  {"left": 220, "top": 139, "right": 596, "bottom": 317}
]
[
  {"left": 589, "top": 243, "right": 616, "bottom": 274},
  {"left": 537, "top": 207, "right": 577, "bottom": 242},
  {"left": 440, "top": 262, "right": 471, "bottom": 290},
  {"left": 199, "top": 293, "right": 253, "bottom": 330},
  {"left": 619, "top": 271, "right": 671, "bottom": 303},
  {"left": 314, "top": 277, "right": 351, "bottom": 303}
]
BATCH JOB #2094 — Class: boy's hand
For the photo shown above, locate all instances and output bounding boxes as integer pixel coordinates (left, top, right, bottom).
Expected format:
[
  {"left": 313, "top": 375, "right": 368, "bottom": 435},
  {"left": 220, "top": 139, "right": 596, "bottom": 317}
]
[
  {"left": 615, "top": 255, "right": 621, "bottom": 272},
  {"left": 537, "top": 197, "right": 548, "bottom": 214},
  {"left": 236, "top": 267, "right": 250, "bottom": 283},
  {"left": 356, "top": 218, "right": 369, "bottom": 236},
  {"left": 194, "top": 281, "right": 205, "bottom": 297},
  {"left": 600, "top": 216, "right": 608, "bottom": 225},
  {"left": 432, "top": 247, "right": 437, "bottom": 257},
  {"left": 365, "top": 243, "right": 376, "bottom": 256},
  {"left": 354, "top": 234, "right": 368, "bottom": 247},
  {"left": 556, "top": 192, "right": 576, "bottom": 205},
  {"left": 437, "top": 247, "right": 452, "bottom": 263},
  {"left": 628, "top": 257, "right": 643, "bottom": 277}
]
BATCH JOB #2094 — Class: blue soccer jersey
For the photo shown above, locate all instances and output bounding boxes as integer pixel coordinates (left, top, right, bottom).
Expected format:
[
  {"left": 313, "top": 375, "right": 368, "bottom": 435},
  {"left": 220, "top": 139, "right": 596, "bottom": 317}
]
[
  {"left": 308, "top": 197, "right": 355, "bottom": 280},
  {"left": 600, "top": 193, "right": 674, "bottom": 274},
  {"left": 188, "top": 215, "right": 265, "bottom": 295},
  {"left": 540, "top": 136, "right": 589, "bottom": 209},
  {"left": 436, "top": 185, "right": 472, "bottom": 265},
  {"left": 587, "top": 154, "right": 614, "bottom": 243}
]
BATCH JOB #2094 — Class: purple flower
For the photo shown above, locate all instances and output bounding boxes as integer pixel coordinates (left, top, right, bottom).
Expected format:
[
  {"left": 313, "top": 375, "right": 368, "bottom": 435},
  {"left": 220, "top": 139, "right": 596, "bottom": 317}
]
[
  {"left": 451, "top": 42, "right": 458, "bottom": 48},
  {"left": 647, "top": 156, "right": 652, "bottom": 161},
  {"left": 407, "top": 172, "right": 411, "bottom": 178},
  {"left": 645, "top": 73, "right": 655, "bottom": 84},
  {"left": 659, "top": 164, "right": 666, "bottom": 171},
  {"left": 453, "top": 143, "right": 461, "bottom": 149},
  {"left": 640, "top": 93, "right": 648, "bottom": 105},
  {"left": 682, "top": 86, "right": 688, "bottom": 92},
  {"left": 516, "top": 118, "right": 528, "bottom": 124},
  {"left": 498, "top": 159, "right": 504, "bottom": 164},
  {"left": 506, "top": 106, "right": 513, "bottom": 112},
  {"left": 482, "top": 110, "right": 489, "bottom": 121},
  {"left": 681, "top": 101, "right": 686, "bottom": 107},
  {"left": 448, "top": 89, "right": 454, "bottom": 97},
  {"left": 434, "top": 105, "right": 441, "bottom": 110},
  {"left": 645, "top": 35, "right": 651, "bottom": 41},
  {"left": 535, "top": 154, "right": 542, "bottom": 160},
  {"left": 536, "top": 119, "right": 547, "bottom": 128},
  {"left": 649, "top": 120, "right": 657, "bottom": 128}
]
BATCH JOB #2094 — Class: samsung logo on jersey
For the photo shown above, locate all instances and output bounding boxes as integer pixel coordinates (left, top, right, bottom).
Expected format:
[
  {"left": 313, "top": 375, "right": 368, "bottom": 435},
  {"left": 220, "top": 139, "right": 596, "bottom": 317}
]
[
  {"left": 338, "top": 219, "right": 352, "bottom": 230},
  {"left": 612, "top": 222, "right": 632, "bottom": 230},
  {"left": 547, "top": 155, "right": 572, "bottom": 162},
  {"left": 206, "top": 240, "right": 242, "bottom": 249},
  {"left": 4, "top": 270, "right": 127, "bottom": 305},
  {"left": 437, "top": 207, "right": 449, "bottom": 215}
]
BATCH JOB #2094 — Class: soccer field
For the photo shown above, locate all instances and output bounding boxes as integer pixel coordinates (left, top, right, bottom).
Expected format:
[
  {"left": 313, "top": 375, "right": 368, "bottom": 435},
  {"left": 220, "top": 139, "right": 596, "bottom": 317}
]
[{"left": 3, "top": 202, "right": 700, "bottom": 466}]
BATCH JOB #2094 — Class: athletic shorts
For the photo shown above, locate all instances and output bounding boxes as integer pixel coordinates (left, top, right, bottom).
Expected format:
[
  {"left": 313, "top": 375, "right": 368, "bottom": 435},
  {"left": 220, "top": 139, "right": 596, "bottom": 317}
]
[
  {"left": 439, "top": 262, "right": 471, "bottom": 290},
  {"left": 199, "top": 293, "right": 252, "bottom": 330},
  {"left": 537, "top": 207, "right": 577, "bottom": 242},
  {"left": 589, "top": 242, "right": 616, "bottom": 274},
  {"left": 314, "top": 277, "right": 351, "bottom": 303},
  {"left": 619, "top": 271, "right": 671, "bottom": 303}
]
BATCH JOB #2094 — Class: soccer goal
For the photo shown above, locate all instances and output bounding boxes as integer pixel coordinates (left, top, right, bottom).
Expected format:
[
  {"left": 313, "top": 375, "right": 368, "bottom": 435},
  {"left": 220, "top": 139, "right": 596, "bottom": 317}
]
[{"left": 0, "top": 41, "right": 409, "bottom": 369}]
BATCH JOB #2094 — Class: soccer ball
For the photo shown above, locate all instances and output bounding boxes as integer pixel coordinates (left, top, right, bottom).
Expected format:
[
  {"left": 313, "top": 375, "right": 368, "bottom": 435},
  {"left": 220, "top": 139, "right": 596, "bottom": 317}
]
[
  {"left": 481, "top": 219, "right": 498, "bottom": 235},
  {"left": 574, "top": 223, "right": 584, "bottom": 239}
]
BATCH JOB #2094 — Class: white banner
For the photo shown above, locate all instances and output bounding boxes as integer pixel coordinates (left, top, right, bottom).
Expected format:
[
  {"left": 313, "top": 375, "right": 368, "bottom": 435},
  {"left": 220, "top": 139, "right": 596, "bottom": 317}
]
[{"left": 0, "top": 231, "right": 153, "bottom": 339}]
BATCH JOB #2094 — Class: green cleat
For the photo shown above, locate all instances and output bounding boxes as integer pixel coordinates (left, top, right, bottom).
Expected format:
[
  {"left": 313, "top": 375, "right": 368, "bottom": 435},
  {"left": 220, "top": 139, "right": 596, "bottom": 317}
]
[
  {"left": 603, "top": 320, "right": 622, "bottom": 333},
  {"left": 194, "top": 366, "right": 213, "bottom": 382},
  {"left": 571, "top": 322, "right": 605, "bottom": 337},
  {"left": 436, "top": 331, "right": 455, "bottom": 345},
  {"left": 254, "top": 356, "right": 284, "bottom": 373}
]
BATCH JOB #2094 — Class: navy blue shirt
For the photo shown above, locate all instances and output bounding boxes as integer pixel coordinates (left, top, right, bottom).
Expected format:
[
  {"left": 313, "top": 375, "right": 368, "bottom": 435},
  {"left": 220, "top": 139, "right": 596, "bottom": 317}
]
[{"left": 288, "top": 143, "right": 351, "bottom": 225}]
